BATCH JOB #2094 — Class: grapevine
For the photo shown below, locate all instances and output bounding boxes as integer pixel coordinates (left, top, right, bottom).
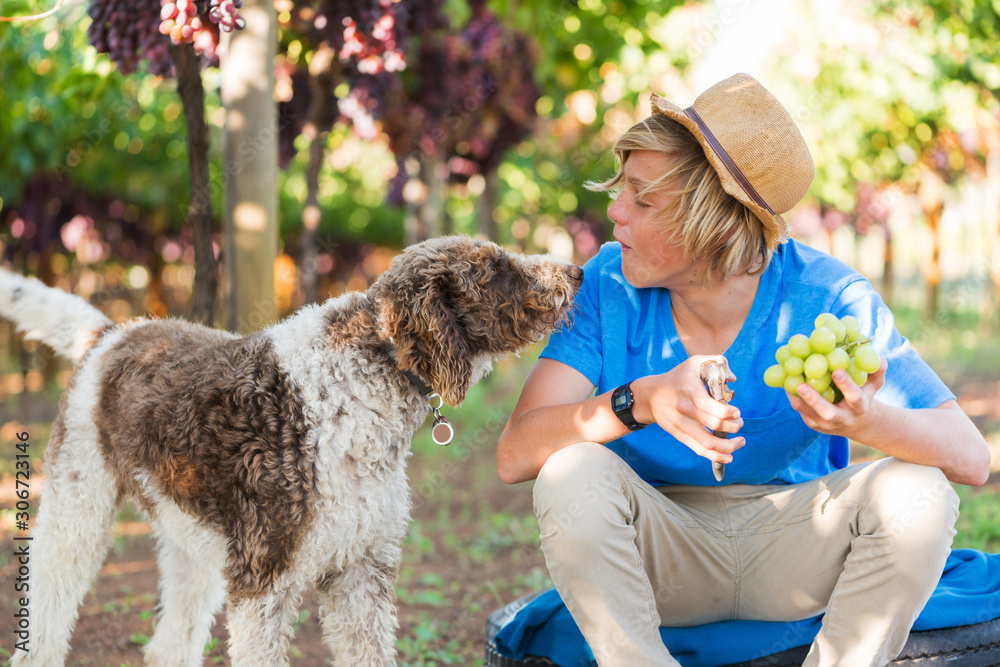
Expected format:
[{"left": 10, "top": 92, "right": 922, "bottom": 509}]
[
  {"left": 318, "top": 0, "right": 449, "bottom": 138},
  {"left": 0, "top": 0, "right": 66, "bottom": 21},
  {"left": 763, "top": 313, "right": 882, "bottom": 403},
  {"left": 87, "top": 0, "right": 174, "bottom": 75},
  {"left": 86, "top": 0, "right": 245, "bottom": 76},
  {"left": 276, "top": 0, "right": 450, "bottom": 163},
  {"left": 379, "top": 4, "right": 540, "bottom": 187}
]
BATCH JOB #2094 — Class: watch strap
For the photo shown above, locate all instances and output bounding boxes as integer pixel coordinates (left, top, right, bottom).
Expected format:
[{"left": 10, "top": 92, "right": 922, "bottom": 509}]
[{"left": 611, "top": 382, "right": 648, "bottom": 432}]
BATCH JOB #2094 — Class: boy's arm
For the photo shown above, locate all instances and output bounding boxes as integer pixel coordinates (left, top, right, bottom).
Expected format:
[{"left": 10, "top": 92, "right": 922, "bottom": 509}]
[
  {"left": 497, "top": 357, "right": 745, "bottom": 484},
  {"left": 791, "top": 361, "right": 990, "bottom": 486}
]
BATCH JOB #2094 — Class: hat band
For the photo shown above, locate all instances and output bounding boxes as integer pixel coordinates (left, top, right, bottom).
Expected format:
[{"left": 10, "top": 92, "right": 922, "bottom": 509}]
[{"left": 684, "top": 106, "right": 775, "bottom": 216}]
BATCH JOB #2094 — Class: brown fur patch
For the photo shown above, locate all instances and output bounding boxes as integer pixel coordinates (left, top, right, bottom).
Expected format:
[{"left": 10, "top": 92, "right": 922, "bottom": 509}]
[
  {"left": 95, "top": 320, "right": 316, "bottom": 600},
  {"left": 325, "top": 292, "right": 380, "bottom": 349},
  {"left": 45, "top": 386, "right": 72, "bottom": 465}
]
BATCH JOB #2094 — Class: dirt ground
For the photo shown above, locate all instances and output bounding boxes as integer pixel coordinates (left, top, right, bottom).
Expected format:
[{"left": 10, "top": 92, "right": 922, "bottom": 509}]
[
  {"left": 1, "top": 377, "right": 997, "bottom": 667},
  {"left": 0, "top": 450, "right": 543, "bottom": 666}
]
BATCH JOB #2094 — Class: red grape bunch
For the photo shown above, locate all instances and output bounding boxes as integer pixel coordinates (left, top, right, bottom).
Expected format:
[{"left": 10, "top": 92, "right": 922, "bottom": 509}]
[
  {"left": 764, "top": 313, "right": 882, "bottom": 403},
  {"left": 315, "top": 0, "right": 442, "bottom": 76},
  {"left": 158, "top": 0, "right": 244, "bottom": 49},
  {"left": 207, "top": 0, "right": 246, "bottom": 34}
]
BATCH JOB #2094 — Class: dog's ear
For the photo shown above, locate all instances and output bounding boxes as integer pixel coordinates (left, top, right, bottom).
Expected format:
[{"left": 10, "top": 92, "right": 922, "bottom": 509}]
[{"left": 379, "top": 280, "right": 473, "bottom": 407}]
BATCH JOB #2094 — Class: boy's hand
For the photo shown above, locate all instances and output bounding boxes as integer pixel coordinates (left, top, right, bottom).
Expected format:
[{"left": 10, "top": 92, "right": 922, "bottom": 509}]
[
  {"left": 633, "top": 355, "right": 745, "bottom": 465},
  {"left": 789, "top": 358, "right": 888, "bottom": 437}
]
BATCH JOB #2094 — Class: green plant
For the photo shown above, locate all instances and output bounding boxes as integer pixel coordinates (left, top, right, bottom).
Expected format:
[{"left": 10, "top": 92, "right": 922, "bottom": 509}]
[{"left": 954, "top": 484, "right": 1000, "bottom": 552}]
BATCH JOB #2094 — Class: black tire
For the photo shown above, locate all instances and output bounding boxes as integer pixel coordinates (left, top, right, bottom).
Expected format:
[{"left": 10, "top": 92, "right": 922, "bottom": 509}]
[
  {"left": 484, "top": 591, "right": 555, "bottom": 667},
  {"left": 484, "top": 593, "right": 1000, "bottom": 667},
  {"left": 722, "top": 617, "right": 1000, "bottom": 667}
]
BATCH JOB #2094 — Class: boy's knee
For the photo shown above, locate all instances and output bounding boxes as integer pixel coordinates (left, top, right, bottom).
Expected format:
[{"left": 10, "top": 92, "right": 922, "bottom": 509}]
[
  {"left": 533, "top": 442, "right": 630, "bottom": 539},
  {"left": 866, "top": 458, "right": 959, "bottom": 546}
]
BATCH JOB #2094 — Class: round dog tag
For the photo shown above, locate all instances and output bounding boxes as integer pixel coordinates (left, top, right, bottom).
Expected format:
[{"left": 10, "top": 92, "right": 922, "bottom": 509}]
[{"left": 431, "top": 417, "right": 454, "bottom": 446}]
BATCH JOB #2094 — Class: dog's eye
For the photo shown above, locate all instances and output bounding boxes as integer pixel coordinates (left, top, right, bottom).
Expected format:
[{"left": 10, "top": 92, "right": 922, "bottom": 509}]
[{"left": 486, "top": 255, "right": 514, "bottom": 286}]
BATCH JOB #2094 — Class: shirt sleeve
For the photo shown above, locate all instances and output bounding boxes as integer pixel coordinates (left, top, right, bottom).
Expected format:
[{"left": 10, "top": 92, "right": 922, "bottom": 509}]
[
  {"left": 538, "top": 252, "right": 604, "bottom": 387},
  {"left": 832, "top": 278, "right": 955, "bottom": 410}
]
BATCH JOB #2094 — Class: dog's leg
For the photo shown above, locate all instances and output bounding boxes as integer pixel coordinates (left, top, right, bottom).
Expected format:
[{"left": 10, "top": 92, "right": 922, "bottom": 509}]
[
  {"left": 11, "top": 425, "right": 118, "bottom": 666},
  {"left": 143, "top": 525, "right": 226, "bottom": 667},
  {"left": 318, "top": 546, "right": 402, "bottom": 667},
  {"left": 225, "top": 582, "right": 304, "bottom": 667}
]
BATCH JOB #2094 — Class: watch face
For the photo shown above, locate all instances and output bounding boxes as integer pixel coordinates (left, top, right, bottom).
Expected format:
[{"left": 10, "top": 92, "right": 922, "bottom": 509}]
[{"left": 613, "top": 393, "right": 629, "bottom": 410}]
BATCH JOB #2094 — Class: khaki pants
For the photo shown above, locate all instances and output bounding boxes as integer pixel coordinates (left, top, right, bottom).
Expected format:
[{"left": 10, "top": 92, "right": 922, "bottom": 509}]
[{"left": 532, "top": 442, "right": 959, "bottom": 667}]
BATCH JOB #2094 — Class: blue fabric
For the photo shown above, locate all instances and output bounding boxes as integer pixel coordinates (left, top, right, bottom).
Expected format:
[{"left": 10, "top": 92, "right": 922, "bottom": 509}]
[
  {"left": 540, "top": 240, "right": 955, "bottom": 487},
  {"left": 494, "top": 549, "right": 1000, "bottom": 667}
]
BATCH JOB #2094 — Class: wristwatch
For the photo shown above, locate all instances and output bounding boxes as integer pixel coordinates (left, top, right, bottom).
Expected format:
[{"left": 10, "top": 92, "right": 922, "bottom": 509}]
[{"left": 611, "top": 382, "right": 648, "bottom": 432}]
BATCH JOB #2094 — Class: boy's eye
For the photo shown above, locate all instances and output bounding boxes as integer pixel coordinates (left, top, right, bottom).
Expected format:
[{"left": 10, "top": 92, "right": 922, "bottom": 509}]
[{"left": 635, "top": 199, "right": 652, "bottom": 209}]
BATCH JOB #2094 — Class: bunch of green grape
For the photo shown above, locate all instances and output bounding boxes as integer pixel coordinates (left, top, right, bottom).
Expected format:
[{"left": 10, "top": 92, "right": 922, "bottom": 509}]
[{"left": 763, "top": 313, "right": 881, "bottom": 403}]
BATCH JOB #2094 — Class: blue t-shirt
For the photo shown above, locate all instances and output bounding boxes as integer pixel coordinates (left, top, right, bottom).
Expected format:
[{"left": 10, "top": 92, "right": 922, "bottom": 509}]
[{"left": 540, "top": 240, "right": 955, "bottom": 486}]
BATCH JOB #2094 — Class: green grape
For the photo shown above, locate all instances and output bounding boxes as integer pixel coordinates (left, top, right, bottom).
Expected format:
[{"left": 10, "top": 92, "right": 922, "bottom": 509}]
[
  {"left": 846, "top": 358, "right": 868, "bottom": 387},
  {"left": 814, "top": 312, "right": 837, "bottom": 329},
  {"left": 809, "top": 327, "right": 836, "bottom": 354},
  {"left": 815, "top": 313, "right": 846, "bottom": 342},
  {"left": 854, "top": 344, "right": 881, "bottom": 374},
  {"left": 803, "top": 353, "right": 828, "bottom": 379},
  {"left": 775, "top": 345, "right": 791, "bottom": 364},
  {"left": 763, "top": 364, "right": 787, "bottom": 388},
  {"left": 783, "top": 356, "right": 804, "bottom": 376},
  {"left": 784, "top": 374, "right": 806, "bottom": 397},
  {"left": 807, "top": 372, "right": 832, "bottom": 392},
  {"left": 841, "top": 315, "right": 861, "bottom": 342},
  {"left": 826, "top": 347, "right": 849, "bottom": 371},
  {"left": 787, "top": 334, "right": 812, "bottom": 358},
  {"left": 826, "top": 319, "right": 846, "bottom": 343},
  {"left": 764, "top": 312, "right": 877, "bottom": 403}
]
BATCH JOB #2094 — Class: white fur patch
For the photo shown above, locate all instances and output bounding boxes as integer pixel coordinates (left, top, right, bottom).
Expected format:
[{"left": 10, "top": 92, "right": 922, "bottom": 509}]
[{"left": 0, "top": 271, "right": 112, "bottom": 362}]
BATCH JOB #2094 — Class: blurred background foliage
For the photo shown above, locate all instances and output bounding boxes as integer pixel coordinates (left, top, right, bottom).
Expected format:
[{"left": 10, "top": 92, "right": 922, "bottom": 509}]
[
  {"left": 1, "top": 0, "right": 999, "bottom": 381},
  {"left": 1, "top": 3, "right": 999, "bottom": 660}
]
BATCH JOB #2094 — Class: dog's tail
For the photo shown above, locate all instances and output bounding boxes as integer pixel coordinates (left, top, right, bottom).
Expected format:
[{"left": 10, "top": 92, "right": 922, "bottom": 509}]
[{"left": 0, "top": 270, "right": 113, "bottom": 363}]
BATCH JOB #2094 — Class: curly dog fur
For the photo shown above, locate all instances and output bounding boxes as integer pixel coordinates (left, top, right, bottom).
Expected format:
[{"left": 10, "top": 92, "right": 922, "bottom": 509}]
[{"left": 0, "top": 236, "right": 582, "bottom": 666}]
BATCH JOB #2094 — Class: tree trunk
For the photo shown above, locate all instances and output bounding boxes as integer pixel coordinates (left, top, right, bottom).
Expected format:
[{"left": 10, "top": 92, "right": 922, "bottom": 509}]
[
  {"left": 986, "top": 143, "right": 1000, "bottom": 328},
  {"left": 170, "top": 42, "right": 217, "bottom": 326},
  {"left": 925, "top": 204, "right": 941, "bottom": 319},
  {"left": 918, "top": 169, "right": 944, "bottom": 320},
  {"left": 221, "top": 0, "right": 278, "bottom": 334},
  {"left": 476, "top": 168, "right": 499, "bottom": 242},
  {"left": 419, "top": 152, "right": 445, "bottom": 241},
  {"left": 404, "top": 198, "right": 422, "bottom": 247},
  {"left": 402, "top": 153, "right": 445, "bottom": 245},
  {"left": 881, "top": 221, "right": 894, "bottom": 307},
  {"left": 300, "top": 46, "right": 335, "bottom": 306},
  {"left": 403, "top": 156, "right": 424, "bottom": 246}
]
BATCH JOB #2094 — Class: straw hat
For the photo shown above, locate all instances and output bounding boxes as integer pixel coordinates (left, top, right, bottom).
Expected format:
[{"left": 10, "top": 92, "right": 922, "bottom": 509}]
[{"left": 651, "top": 73, "right": 814, "bottom": 250}]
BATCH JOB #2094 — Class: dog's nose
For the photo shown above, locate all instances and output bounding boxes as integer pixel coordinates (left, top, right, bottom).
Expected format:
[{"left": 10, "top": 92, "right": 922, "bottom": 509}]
[{"left": 567, "top": 265, "right": 584, "bottom": 285}]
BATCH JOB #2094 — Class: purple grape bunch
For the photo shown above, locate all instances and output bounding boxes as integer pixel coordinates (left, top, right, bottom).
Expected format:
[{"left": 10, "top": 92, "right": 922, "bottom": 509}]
[{"left": 87, "top": 0, "right": 173, "bottom": 75}]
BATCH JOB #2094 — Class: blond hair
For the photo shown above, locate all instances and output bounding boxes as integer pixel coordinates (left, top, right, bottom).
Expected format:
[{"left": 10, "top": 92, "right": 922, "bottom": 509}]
[{"left": 588, "top": 113, "right": 772, "bottom": 286}]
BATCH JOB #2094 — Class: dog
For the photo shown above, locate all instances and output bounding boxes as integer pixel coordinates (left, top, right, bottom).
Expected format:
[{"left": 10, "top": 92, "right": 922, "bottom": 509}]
[{"left": 1, "top": 235, "right": 582, "bottom": 666}]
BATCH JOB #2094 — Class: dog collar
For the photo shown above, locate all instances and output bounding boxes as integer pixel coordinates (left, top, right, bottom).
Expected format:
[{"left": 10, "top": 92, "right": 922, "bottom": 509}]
[
  {"left": 382, "top": 345, "right": 454, "bottom": 446},
  {"left": 397, "top": 357, "right": 435, "bottom": 398}
]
